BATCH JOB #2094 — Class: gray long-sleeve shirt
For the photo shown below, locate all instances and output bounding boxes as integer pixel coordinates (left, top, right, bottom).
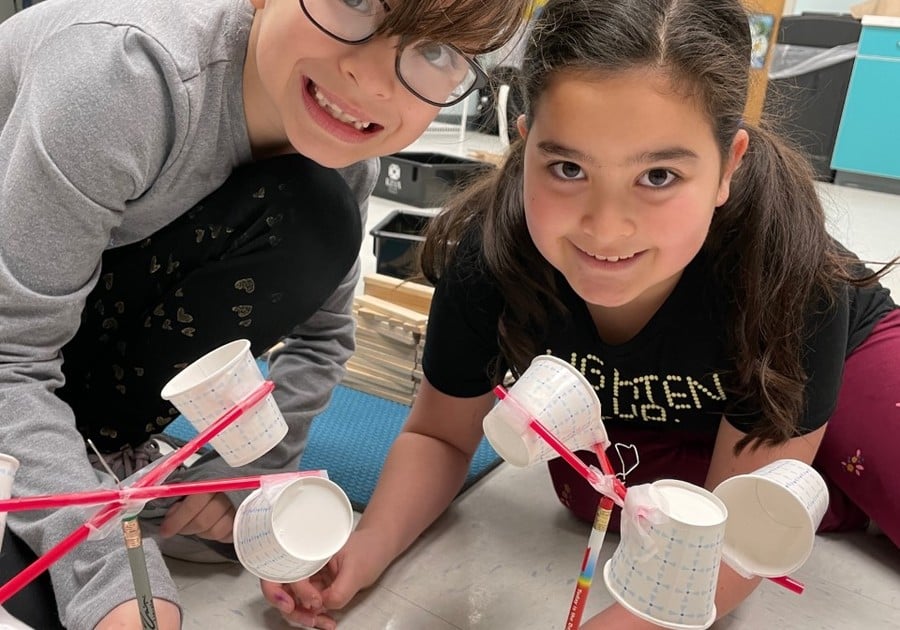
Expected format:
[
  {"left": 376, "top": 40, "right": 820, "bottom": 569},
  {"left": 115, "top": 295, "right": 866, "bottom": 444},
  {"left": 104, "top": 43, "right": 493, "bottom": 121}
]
[{"left": 0, "top": 0, "right": 376, "bottom": 627}]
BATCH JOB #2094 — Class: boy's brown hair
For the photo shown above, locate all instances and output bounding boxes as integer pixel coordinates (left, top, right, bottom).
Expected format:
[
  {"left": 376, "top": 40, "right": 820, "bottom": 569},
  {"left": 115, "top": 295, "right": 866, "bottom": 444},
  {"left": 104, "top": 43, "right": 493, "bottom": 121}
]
[{"left": 377, "top": 0, "right": 529, "bottom": 54}]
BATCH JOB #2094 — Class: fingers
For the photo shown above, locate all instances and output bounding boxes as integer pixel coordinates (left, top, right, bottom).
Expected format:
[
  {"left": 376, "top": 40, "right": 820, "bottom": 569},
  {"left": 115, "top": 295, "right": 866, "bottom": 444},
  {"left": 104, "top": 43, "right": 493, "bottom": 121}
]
[
  {"left": 261, "top": 580, "right": 336, "bottom": 630},
  {"left": 261, "top": 580, "right": 296, "bottom": 614},
  {"left": 159, "top": 492, "right": 235, "bottom": 541},
  {"left": 282, "top": 609, "right": 336, "bottom": 630},
  {"left": 320, "top": 557, "right": 362, "bottom": 610},
  {"left": 289, "top": 579, "right": 326, "bottom": 612}
]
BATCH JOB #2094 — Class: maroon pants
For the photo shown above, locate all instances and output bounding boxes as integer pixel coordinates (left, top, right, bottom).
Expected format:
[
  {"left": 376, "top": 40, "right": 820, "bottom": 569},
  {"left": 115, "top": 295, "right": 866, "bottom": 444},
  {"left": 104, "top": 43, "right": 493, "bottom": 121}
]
[{"left": 549, "top": 309, "right": 900, "bottom": 547}]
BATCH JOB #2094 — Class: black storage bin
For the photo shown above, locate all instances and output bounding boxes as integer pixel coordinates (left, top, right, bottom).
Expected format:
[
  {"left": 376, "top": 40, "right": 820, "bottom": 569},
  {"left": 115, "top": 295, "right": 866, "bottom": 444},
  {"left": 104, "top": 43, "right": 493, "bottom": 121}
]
[
  {"left": 373, "top": 152, "right": 493, "bottom": 208},
  {"left": 764, "top": 14, "right": 861, "bottom": 182},
  {"left": 370, "top": 209, "right": 433, "bottom": 281}
]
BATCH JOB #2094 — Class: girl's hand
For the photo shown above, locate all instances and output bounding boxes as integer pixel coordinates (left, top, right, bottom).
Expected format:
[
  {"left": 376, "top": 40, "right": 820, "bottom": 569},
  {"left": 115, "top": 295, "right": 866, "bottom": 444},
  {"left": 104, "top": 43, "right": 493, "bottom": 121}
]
[
  {"left": 94, "top": 598, "right": 180, "bottom": 629},
  {"left": 260, "top": 527, "right": 394, "bottom": 627}
]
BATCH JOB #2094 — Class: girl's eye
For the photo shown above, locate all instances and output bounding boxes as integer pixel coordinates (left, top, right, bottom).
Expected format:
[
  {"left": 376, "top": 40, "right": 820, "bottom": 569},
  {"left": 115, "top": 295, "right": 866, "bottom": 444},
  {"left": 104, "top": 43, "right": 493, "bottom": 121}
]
[
  {"left": 550, "top": 161, "right": 585, "bottom": 180},
  {"left": 639, "top": 168, "right": 677, "bottom": 188}
]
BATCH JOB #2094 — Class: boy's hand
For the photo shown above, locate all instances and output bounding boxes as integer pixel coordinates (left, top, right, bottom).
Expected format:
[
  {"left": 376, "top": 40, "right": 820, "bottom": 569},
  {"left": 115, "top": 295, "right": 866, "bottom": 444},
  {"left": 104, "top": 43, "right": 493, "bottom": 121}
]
[
  {"left": 95, "top": 598, "right": 180, "bottom": 629},
  {"left": 159, "top": 492, "right": 235, "bottom": 542}
]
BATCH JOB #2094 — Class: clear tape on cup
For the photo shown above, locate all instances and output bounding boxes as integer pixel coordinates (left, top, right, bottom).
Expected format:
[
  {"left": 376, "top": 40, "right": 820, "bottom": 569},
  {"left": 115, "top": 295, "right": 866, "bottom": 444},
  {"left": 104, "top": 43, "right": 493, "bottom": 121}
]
[
  {"left": 713, "top": 459, "right": 828, "bottom": 578},
  {"left": 604, "top": 480, "right": 728, "bottom": 630},
  {"left": 233, "top": 473, "right": 354, "bottom": 583},
  {"left": 161, "top": 340, "right": 289, "bottom": 467},
  {"left": 0, "top": 454, "right": 20, "bottom": 554},
  {"left": 483, "top": 355, "right": 607, "bottom": 466}
]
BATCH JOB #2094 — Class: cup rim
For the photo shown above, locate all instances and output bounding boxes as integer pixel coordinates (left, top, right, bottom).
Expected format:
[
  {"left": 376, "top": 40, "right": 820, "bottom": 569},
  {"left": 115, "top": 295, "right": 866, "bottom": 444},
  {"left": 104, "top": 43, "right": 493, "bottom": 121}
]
[
  {"left": 160, "top": 339, "right": 252, "bottom": 399},
  {"left": 233, "top": 477, "right": 353, "bottom": 581},
  {"left": 653, "top": 479, "right": 729, "bottom": 528},
  {"left": 482, "top": 400, "right": 533, "bottom": 467},
  {"left": 270, "top": 477, "right": 354, "bottom": 559},
  {"left": 0, "top": 454, "right": 20, "bottom": 471}
]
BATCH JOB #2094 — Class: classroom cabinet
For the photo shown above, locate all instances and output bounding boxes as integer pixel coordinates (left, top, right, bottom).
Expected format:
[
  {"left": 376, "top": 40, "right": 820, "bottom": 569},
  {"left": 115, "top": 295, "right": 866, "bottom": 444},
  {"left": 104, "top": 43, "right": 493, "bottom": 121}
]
[{"left": 832, "top": 17, "right": 900, "bottom": 193}]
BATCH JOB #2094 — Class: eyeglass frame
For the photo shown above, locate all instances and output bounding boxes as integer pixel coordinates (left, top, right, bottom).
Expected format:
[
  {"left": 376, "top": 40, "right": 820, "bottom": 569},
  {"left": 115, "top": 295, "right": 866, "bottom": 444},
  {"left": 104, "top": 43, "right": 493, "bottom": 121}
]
[{"left": 298, "top": 0, "right": 488, "bottom": 107}]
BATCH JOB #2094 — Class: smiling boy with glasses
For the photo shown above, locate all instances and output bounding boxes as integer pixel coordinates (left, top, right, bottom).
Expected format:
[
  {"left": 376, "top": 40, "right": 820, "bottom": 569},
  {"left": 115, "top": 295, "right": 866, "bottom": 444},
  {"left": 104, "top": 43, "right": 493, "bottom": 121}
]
[{"left": 0, "top": 0, "right": 526, "bottom": 628}]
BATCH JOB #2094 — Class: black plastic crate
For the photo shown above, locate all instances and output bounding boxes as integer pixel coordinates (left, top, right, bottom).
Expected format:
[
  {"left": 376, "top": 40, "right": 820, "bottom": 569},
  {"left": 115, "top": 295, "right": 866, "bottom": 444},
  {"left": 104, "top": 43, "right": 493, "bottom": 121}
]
[
  {"left": 370, "top": 210, "right": 433, "bottom": 282},
  {"left": 373, "top": 151, "right": 492, "bottom": 208}
]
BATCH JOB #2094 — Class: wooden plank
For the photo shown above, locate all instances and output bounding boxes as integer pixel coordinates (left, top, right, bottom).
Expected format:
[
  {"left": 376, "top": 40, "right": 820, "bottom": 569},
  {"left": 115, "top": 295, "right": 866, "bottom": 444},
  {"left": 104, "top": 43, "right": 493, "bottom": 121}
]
[
  {"left": 355, "top": 295, "right": 428, "bottom": 329},
  {"left": 363, "top": 274, "right": 434, "bottom": 315}
]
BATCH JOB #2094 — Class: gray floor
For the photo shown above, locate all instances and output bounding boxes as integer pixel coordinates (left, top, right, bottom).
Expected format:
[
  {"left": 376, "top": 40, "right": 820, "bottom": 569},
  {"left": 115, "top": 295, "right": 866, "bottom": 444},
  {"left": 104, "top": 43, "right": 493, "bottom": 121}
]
[{"left": 175, "top": 132, "right": 900, "bottom": 629}]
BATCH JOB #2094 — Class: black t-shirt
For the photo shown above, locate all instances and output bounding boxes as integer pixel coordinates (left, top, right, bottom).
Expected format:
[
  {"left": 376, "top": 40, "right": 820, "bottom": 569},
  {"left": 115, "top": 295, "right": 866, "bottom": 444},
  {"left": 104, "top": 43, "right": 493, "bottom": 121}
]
[{"left": 423, "top": 232, "right": 896, "bottom": 436}]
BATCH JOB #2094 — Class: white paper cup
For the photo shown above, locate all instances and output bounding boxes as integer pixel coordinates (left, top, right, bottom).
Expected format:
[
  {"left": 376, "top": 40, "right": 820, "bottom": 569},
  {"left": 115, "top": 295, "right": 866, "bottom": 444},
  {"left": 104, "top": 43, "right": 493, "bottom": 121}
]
[
  {"left": 604, "top": 480, "right": 727, "bottom": 630},
  {"left": 233, "top": 476, "right": 353, "bottom": 582},
  {"left": 160, "top": 340, "right": 288, "bottom": 467},
  {"left": 0, "top": 454, "right": 20, "bottom": 554},
  {"left": 713, "top": 459, "right": 828, "bottom": 578},
  {"left": 482, "top": 355, "right": 606, "bottom": 466}
]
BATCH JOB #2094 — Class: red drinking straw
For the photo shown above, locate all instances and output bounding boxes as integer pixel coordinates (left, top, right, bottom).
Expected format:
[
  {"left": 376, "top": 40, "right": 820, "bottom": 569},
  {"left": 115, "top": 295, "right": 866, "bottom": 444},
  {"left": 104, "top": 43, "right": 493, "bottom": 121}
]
[
  {"left": 493, "top": 385, "right": 626, "bottom": 500},
  {"left": 0, "top": 470, "right": 323, "bottom": 514},
  {"left": 0, "top": 380, "right": 275, "bottom": 605}
]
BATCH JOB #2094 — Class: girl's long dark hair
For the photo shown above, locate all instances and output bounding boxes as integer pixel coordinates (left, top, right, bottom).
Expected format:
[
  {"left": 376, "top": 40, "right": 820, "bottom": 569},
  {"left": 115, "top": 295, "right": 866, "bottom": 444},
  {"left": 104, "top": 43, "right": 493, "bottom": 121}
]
[{"left": 421, "top": 0, "right": 894, "bottom": 450}]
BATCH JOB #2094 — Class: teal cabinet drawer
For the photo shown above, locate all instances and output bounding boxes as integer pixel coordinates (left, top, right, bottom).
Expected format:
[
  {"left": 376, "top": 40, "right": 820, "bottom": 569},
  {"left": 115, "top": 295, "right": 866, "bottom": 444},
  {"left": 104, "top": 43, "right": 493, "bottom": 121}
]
[
  {"left": 858, "top": 26, "right": 900, "bottom": 59},
  {"left": 832, "top": 57, "right": 900, "bottom": 179}
]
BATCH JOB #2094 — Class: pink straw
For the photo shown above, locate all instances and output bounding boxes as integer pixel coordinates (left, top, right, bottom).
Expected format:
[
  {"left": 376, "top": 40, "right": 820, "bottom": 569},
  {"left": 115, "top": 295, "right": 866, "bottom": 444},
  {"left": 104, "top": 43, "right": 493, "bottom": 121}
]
[
  {"left": 0, "top": 471, "right": 323, "bottom": 514},
  {"left": 0, "top": 379, "right": 275, "bottom": 605},
  {"left": 493, "top": 386, "right": 626, "bottom": 500}
]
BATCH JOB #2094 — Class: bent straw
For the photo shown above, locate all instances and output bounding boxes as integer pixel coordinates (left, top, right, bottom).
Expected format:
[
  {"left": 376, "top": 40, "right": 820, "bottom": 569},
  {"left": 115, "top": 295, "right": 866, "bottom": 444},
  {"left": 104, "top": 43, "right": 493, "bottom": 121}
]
[
  {"left": 0, "top": 380, "right": 275, "bottom": 605},
  {"left": 0, "top": 471, "right": 324, "bottom": 514}
]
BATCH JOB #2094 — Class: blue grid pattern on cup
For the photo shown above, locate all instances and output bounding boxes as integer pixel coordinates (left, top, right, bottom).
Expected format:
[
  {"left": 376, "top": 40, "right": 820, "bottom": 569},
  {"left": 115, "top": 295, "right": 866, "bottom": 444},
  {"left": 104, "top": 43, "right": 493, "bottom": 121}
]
[
  {"left": 516, "top": 363, "right": 601, "bottom": 448},
  {"left": 609, "top": 525, "right": 723, "bottom": 625},
  {"left": 761, "top": 460, "right": 828, "bottom": 516}
]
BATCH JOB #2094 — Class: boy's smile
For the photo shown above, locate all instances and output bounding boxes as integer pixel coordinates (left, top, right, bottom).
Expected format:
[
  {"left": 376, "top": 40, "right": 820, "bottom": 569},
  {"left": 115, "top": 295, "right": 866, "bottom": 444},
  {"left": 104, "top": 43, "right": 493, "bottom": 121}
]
[{"left": 302, "top": 77, "right": 382, "bottom": 142}]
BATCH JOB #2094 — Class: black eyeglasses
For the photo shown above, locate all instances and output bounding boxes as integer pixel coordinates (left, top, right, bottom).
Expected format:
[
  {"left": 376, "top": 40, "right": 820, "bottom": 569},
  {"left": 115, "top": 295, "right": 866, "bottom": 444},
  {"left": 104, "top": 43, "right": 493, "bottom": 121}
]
[{"left": 299, "top": 0, "right": 487, "bottom": 107}]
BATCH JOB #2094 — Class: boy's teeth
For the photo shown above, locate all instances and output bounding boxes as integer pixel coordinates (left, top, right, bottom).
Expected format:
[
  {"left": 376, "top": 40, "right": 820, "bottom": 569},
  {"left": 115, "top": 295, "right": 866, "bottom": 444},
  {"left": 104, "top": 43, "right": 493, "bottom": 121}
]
[{"left": 313, "top": 85, "right": 371, "bottom": 129}]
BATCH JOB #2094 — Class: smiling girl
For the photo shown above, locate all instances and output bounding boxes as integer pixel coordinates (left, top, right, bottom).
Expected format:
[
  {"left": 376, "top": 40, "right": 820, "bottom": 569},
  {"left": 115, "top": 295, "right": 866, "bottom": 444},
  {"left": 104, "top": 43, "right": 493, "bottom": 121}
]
[
  {"left": 279, "top": 0, "right": 899, "bottom": 627},
  {"left": 0, "top": 0, "right": 526, "bottom": 628}
]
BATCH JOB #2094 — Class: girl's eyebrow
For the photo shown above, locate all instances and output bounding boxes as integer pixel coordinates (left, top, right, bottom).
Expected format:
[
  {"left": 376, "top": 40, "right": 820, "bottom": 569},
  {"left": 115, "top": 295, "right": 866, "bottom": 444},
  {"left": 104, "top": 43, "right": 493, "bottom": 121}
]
[
  {"left": 537, "top": 141, "right": 699, "bottom": 166},
  {"left": 537, "top": 141, "right": 597, "bottom": 165},
  {"left": 627, "top": 147, "right": 699, "bottom": 164}
]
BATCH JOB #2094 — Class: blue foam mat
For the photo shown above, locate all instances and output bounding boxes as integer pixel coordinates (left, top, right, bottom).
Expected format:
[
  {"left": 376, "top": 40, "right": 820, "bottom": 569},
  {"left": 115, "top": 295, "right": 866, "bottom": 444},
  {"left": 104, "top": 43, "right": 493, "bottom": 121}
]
[{"left": 164, "top": 362, "right": 501, "bottom": 511}]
